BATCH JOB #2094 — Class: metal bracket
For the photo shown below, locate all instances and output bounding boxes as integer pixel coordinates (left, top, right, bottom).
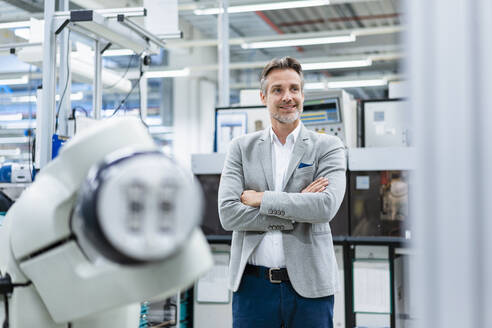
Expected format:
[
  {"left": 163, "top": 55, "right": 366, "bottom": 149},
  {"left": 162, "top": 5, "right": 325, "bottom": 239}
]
[{"left": 116, "top": 14, "right": 166, "bottom": 49}]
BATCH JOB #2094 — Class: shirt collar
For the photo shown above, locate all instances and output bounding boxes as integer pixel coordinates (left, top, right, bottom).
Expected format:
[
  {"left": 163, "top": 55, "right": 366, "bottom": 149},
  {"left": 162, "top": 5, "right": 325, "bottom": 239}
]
[{"left": 270, "top": 122, "right": 302, "bottom": 145}]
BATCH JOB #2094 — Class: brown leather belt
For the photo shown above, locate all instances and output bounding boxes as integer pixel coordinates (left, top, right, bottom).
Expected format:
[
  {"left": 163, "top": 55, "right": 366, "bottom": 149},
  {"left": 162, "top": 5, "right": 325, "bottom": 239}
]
[{"left": 244, "top": 264, "right": 290, "bottom": 283}]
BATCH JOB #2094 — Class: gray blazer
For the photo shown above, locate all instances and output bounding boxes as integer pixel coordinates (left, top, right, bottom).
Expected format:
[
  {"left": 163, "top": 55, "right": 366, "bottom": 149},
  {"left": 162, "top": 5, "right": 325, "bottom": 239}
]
[{"left": 218, "top": 124, "right": 346, "bottom": 298}]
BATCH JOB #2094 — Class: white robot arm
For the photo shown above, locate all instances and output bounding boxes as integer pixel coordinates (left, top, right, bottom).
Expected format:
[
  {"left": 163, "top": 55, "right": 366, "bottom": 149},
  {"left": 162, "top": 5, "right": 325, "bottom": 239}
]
[{"left": 0, "top": 117, "right": 213, "bottom": 328}]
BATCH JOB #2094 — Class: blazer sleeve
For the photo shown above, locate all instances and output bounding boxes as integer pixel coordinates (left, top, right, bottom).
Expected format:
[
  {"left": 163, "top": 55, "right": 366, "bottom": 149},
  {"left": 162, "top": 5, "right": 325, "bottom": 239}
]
[
  {"left": 258, "top": 137, "right": 346, "bottom": 224},
  {"left": 218, "top": 138, "right": 294, "bottom": 232}
]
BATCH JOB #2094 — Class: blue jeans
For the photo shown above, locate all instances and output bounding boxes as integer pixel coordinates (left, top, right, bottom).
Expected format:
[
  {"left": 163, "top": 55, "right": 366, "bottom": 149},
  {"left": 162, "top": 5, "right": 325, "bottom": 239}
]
[{"left": 232, "top": 266, "right": 334, "bottom": 328}]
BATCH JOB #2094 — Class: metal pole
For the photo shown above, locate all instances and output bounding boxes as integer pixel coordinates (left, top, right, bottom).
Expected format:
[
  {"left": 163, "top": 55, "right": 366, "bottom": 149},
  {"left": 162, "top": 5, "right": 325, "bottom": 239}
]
[
  {"left": 58, "top": 0, "right": 71, "bottom": 136},
  {"left": 93, "top": 39, "right": 102, "bottom": 119},
  {"left": 139, "top": 76, "right": 148, "bottom": 121},
  {"left": 218, "top": 0, "right": 230, "bottom": 107},
  {"left": 40, "top": 0, "right": 56, "bottom": 168}
]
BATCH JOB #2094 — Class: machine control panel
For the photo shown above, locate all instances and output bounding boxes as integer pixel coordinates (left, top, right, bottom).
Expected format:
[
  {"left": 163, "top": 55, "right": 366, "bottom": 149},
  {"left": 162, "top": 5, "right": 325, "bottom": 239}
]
[{"left": 301, "top": 98, "right": 347, "bottom": 144}]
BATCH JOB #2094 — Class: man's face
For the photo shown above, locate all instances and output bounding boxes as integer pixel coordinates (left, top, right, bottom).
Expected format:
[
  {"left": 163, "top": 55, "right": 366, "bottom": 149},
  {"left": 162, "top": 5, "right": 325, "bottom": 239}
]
[{"left": 260, "top": 68, "right": 304, "bottom": 124}]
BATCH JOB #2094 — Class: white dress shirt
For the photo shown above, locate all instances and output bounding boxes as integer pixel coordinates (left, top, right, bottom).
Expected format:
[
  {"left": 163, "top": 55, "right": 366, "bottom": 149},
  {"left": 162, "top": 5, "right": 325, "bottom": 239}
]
[{"left": 248, "top": 123, "right": 301, "bottom": 268}]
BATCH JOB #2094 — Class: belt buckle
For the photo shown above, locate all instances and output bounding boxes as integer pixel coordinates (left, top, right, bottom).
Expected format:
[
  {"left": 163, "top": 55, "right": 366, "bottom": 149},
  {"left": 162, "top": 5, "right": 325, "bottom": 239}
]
[{"left": 268, "top": 268, "right": 282, "bottom": 284}]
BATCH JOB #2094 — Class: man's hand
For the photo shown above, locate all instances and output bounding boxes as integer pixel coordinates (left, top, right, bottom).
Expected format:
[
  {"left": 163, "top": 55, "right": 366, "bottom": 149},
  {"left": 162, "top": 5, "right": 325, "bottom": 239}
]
[
  {"left": 302, "top": 177, "right": 329, "bottom": 193},
  {"left": 241, "top": 190, "right": 264, "bottom": 207}
]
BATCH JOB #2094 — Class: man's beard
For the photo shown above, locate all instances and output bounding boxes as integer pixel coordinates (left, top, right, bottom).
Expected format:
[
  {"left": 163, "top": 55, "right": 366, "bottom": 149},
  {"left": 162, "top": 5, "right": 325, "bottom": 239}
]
[{"left": 271, "top": 107, "right": 301, "bottom": 124}]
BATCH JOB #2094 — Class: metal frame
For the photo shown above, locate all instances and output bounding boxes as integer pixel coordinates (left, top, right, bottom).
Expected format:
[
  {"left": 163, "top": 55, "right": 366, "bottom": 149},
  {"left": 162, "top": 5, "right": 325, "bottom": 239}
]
[
  {"left": 218, "top": 0, "right": 230, "bottom": 107},
  {"left": 54, "top": 7, "right": 147, "bottom": 19},
  {"left": 39, "top": 5, "right": 168, "bottom": 168},
  {"left": 0, "top": 42, "right": 42, "bottom": 52},
  {"left": 65, "top": 11, "right": 150, "bottom": 55},
  {"left": 116, "top": 14, "right": 166, "bottom": 49}
]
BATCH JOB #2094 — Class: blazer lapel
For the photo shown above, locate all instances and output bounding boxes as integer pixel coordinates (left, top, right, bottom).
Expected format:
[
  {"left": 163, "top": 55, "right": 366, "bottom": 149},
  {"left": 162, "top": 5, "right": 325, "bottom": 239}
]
[
  {"left": 282, "top": 125, "right": 309, "bottom": 191},
  {"left": 258, "top": 129, "right": 274, "bottom": 191}
]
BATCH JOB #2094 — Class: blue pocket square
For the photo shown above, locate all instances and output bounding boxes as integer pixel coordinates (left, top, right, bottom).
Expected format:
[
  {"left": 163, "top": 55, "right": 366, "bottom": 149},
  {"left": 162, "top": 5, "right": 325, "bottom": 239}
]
[{"left": 298, "top": 162, "right": 313, "bottom": 169}]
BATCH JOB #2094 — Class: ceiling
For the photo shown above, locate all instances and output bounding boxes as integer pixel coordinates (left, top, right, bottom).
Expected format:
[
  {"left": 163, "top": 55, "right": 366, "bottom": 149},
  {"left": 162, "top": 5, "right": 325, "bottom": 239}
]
[
  {"left": 0, "top": 0, "right": 405, "bottom": 103},
  {"left": 177, "top": 0, "right": 404, "bottom": 99}
]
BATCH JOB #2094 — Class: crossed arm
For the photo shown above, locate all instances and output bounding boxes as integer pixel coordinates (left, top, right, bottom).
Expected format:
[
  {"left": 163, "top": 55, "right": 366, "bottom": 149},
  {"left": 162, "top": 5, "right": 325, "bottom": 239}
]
[
  {"left": 218, "top": 138, "right": 346, "bottom": 232},
  {"left": 240, "top": 177, "right": 330, "bottom": 207}
]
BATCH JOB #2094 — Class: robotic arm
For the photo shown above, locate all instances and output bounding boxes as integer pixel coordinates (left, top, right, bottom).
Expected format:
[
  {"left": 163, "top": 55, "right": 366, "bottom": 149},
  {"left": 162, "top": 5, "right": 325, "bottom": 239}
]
[{"left": 0, "top": 117, "right": 213, "bottom": 328}]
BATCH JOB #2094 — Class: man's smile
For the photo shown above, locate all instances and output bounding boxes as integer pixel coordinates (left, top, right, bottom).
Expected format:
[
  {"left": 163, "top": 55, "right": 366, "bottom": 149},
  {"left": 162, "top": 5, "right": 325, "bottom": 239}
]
[{"left": 279, "top": 104, "right": 298, "bottom": 111}]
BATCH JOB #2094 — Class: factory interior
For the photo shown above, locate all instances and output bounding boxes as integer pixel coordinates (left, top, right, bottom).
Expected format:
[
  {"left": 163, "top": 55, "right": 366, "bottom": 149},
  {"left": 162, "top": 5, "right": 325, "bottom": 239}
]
[{"left": 0, "top": 0, "right": 489, "bottom": 328}]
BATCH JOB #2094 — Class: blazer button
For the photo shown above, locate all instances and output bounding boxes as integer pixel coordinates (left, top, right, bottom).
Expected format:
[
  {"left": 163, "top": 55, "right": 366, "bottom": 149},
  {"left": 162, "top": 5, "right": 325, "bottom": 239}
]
[
  {"left": 281, "top": 211, "right": 285, "bottom": 215},
  {"left": 275, "top": 210, "right": 279, "bottom": 215}
]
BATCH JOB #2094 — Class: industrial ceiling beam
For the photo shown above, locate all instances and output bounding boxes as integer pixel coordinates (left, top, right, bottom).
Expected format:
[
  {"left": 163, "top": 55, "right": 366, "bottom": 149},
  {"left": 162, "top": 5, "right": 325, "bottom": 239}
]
[
  {"left": 120, "top": 52, "right": 402, "bottom": 79},
  {"left": 164, "top": 25, "right": 403, "bottom": 48},
  {"left": 178, "top": 0, "right": 382, "bottom": 13}
]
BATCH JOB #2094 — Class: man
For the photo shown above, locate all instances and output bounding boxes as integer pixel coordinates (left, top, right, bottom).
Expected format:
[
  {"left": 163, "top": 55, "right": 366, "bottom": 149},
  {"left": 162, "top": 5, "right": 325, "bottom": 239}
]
[{"left": 218, "top": 57, "right": 346, "bottom": 328}]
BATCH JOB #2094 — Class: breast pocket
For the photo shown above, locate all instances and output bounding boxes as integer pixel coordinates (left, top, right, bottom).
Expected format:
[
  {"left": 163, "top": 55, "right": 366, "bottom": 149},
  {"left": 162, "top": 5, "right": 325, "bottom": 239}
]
[
  {"left": 311, "top": 222, "right": 332, "bottom": 234},
  {"left": 294, "top": 166, "right": 315, "bottom": 178},
  {"left": 292, "top": 166, "right": 316, "bottom": 190}
]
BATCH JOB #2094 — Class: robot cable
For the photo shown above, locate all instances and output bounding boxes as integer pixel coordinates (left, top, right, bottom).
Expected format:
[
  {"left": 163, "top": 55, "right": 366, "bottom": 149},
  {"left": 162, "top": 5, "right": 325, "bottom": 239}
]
[{"left": 0, "top": 273, "right": 32, "bottom": 328}]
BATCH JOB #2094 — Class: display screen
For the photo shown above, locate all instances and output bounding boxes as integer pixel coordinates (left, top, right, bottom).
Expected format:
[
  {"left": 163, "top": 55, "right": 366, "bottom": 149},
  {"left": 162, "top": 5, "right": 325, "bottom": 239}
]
[
  {"left": 196, "top": 174, "right": 231, "bottom": 236},
  {"left": 215, "top": 106, "right": 268, "bottom": 153},
  {"left": 302, "top": 98, "right": 341, "bottom": 124},
  {"left": 350, "top": 170, "right": 410, "bottom": 237}
]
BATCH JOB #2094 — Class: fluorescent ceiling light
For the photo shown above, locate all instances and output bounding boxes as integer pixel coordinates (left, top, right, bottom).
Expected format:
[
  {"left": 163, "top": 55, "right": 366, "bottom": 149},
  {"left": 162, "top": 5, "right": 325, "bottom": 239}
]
[
  {"left": 56, "top": 92, "right": 84, "bottom": 101},
  {"left": 302, "top": 59, "right": 372, "bottom": 70},
  {"left": 0, "top": 76, "right": 28, "bottom": 85},
  {"left": 241, "top": 34, "right": 355, "bottom": 49},
  {"left": 0, "top": 121, "right": 36, "bottom": 129},
  {"left": 194, "top": 0, "right": 330, "bottom": 15},
  {"left": 327, "top": 78, "right": 387, "bottom": 88},
  {"left": 145, "top": 68, "right": 190, "bottom": 78},
  {"left": 11, "top": 95, "right": 36, "bottom": 103},
  {"left": 0, "top": 21, "right": 31, "bottom": 29},
  {"left": 0, "top": 113, "right": 23, "bottom": 121},
  {"left": 12, "top": 92, "right": 83, "bottom": 103},
  {"left": 305, "top": 78, "right": 388, "bottom": 90},
  {"left": 0, "top": 137, "right": 29, "bottom": 144},
  {"left": 69, "top": 92, "right": 84, "bottom": 101},
  {"left": 0, "top": 148, "right": 21, "bottom": 156},
  {"left": 102, "top": 49, "right": 135, "bottom": 57},
  {"left": 304, "top": 82, "right": 326, "bottom": 90}
]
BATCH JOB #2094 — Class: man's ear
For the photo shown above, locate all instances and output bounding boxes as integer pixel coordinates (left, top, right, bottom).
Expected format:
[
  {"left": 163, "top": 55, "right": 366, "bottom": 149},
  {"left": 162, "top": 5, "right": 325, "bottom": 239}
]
[{"left": 260, "top": 91, "right": 267, "bottom": 105}]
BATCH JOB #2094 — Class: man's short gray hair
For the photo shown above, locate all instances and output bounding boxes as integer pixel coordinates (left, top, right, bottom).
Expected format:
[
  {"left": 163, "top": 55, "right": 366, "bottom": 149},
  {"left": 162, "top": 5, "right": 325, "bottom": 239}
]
[{"left": 259, "top": 57, "right": 304, "bottom": 95}]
